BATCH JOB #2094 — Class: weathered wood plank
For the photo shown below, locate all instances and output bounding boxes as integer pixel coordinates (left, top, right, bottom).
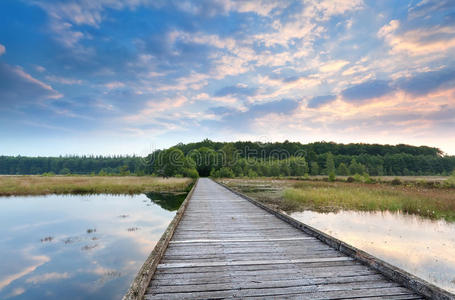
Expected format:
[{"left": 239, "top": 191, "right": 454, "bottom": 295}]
[
  {"left": 145, "top": 286, "right": 416, "bottom": 300},
  {"left": 157, "top": 256, "right": 353, "bottom": 269},
  {"left": 169, "top": 236, "right": 313, "bottom": 243}
]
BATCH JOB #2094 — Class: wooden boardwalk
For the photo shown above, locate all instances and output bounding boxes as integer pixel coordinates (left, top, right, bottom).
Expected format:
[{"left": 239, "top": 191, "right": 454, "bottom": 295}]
[{"left": 143, "top": 178, "right": 425, "bottom": 299}]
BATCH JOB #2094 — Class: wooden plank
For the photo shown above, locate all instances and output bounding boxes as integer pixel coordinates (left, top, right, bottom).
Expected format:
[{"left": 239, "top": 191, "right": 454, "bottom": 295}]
[
  {"left": 151, "top": 273, "right": 385, "bottom": 287},
  {"left": 145, "top": 286, "right": 416, "bottom": 300},
  {"left": 157, "top": 257, "right": 353, "bottom": 269},
  {"left": 169, "top": 236, "right": 313, "bottom": 244},
  {"left": 148, "top": 276, "right": 397, "bottom": 294}
]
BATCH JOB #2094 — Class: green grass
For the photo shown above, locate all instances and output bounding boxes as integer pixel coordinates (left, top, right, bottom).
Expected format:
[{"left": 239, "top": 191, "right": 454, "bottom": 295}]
[
  {"left": 220, "top": 178, "right": 455, "bottom": 222},
  {"left": 0, "top": 176, "right": 193, "bottom": 196},
  {"left": 284, "top": 181, "right": 455, "bottom": 222}
]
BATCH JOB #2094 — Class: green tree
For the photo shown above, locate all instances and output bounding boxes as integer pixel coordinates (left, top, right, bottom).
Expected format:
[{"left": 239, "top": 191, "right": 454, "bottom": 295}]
[
  {"left": 310, "top": 162, "right": 319, "bottom": 175},
  {"left": 337, "top": 163, "right": 349, "bottom": 176},
  {"left": 189, "top": 147, "right": 217, "bottom": 176},
  {"left": 349, "top": 159, "right": 367, "bottom": 175},
  {"left": 219, "top": 167, "right": 235, "bottom": 178},
  {"left": 59, "top": 168, "right": 71, "bottom": 175},
  {"left": 325, "top": 152, "right": 335, "bottom": 175}
]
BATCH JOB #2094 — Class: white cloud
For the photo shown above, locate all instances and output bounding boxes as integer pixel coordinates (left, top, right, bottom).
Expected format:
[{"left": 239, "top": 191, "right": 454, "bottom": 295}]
[
  {"left": 378, "top": 20, "right": 455, "bottom": 55},
  {"left": 0, "top": 254, "right": 50, "bottom": 291},
  {"left": 104, "top": 81, "right": 125, "bottom": 89},
  {"left": 35, "top": 65, "right": 46, "bottom": 73},
  {"left": 26, "top": 272, "right": 70, "bottom": 284},
  {"left": 320, "top": 60, "right": 350, "bottom": 73},
  {"left": 124, "top": 95, "right": 188, "bottom": 122},
  {"left": 0, "top": 44, "right": 5, "bottom": 56},
  {"left": 46, "top": 75, "right": 82, "bottom": 85},
  {"left": 11, "top": 66, "right": 63, "bottom": 99},
  {"left": 35, "top": 0, "right": 150, "bottom": 48}
]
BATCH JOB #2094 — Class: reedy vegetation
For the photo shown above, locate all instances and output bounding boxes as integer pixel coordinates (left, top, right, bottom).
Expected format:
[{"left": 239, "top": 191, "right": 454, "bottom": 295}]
[
  {"left": 222, "top": 177, "right": 455, "bottom": 222},
  {"left": 0, "top": 176, "right": 193, "bottom": 196}
]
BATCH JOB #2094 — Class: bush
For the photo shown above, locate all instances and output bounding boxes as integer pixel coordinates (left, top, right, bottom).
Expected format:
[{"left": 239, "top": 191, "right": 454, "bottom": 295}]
[
  {"left": 59, "top": 168, "right": 71, "bottom": 175},
  {"left": 328, "top": 171, "right": 336, "bottom": 182},
  {"left": 391, "top": 178, "right": 402, "bottom": 185},
  {"left": 219, "top": 167, "right": 235, "bottom": 178},
  {"left": 247, "top": 169, "right": 258, "bottom": 178},
  {"left": 183, "top": 168, "right": 199, "bottom": 178},
  {"left": 41, "top": 172, "right": 55, "bottom": 176},
  {"left": 353, "top": 174, "right": 364, "bottom": 182},
  {"left": 443, "top": 171, "right": 455, "bottom": 188}
]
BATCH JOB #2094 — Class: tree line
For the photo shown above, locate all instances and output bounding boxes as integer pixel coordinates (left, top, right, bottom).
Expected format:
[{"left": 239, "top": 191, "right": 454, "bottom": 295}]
[
  {"left": 2, "top": 140, "right": 454, "bottom": 177},
  {"left": 147, "top": 140, "right": 455, "bottom": 178},
  {"left": 0, "top": 155, "right": 145, "bottom": 175}
]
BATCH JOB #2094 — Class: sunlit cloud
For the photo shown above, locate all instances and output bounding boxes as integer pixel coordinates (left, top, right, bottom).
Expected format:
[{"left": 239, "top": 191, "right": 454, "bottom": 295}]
[{"left": 25, "top": 272, "right": 70, "bottom": 284}]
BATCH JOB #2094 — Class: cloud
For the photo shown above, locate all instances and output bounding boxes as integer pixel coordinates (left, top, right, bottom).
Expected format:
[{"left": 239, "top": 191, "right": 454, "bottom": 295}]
[
  {"left": 378, "top": 19, "right": 455, "bottom": 55},
  {"left": 0, "top": 44, "right": 5, "bottom": 56},
  {"left": 46, "top": 75, "right": 82, "bottom": 85},
  {"left": 124, "top": 96, "right": 188, "bottom": 122},
  {"left": 342, "top": 80, "right": 393, "bottom": 102},
  {"left": 6, "top": 287, "right": 25, "bottom": 298},
  {"left": 214, "top": 84, "right": 257, "bottom": 97},
  {"left": 0, "top": 63, "right": 62, "bottom": 105},
  {"left": 104, "top": 81, "right": 125, "bottom": 90},
  {"left": 26, "top": 272, "right": 70, "bottom": 284},
  {"left": 0, "top": 253, "right": 50, "bottom": 291},
  {"left": 208, "top": 98, "right": 300, "bottom": 130},
  {"left": 397, "top": 68, "right": 455, "bottom": 96},
  {"left": 35, "top": 66, "right": 46, "bottom": 73},
  {"left": 319, "top": 60, "right": 350, "bottom": 73},
  {"left": 307, "top": 95, "right": 337, "bottom": 108}
]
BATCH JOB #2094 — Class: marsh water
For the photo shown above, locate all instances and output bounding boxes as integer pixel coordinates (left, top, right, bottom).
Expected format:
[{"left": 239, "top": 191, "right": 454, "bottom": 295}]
[
  {"left": 0, "top": 192, "right": 185, "bottom": 300},
  {"left": 289, "top": 210, "right": 455, "bottom": 294}
]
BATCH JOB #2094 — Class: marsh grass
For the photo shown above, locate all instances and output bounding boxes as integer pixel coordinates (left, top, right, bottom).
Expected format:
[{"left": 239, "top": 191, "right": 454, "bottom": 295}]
[
  {"left": 221, "top": 178, "right": 455, "bottom": 222},
  {"left": 0, "top": 176, "right": 193, "bottom": 196},
  {"left": 285, "top": 181, "right": 455, "bottom": 222}
]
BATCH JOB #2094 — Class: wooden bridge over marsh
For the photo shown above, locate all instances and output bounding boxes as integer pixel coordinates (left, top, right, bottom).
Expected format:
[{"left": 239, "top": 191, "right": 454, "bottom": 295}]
[{"left": 124, "top": 178, "right": 454, "bottom": 300}]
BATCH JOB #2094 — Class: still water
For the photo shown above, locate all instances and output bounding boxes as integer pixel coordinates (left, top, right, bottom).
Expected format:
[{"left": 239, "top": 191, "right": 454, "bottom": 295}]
[
  {"left": 0, "top": 193, "right": 185, "bottom": 300},
  {"left": 289, "top": 210, "right": 455, "bottom": 294}
]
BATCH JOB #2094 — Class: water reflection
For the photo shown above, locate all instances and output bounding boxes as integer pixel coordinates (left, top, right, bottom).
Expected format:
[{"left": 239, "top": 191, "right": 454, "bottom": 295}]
[
  {"left": 145, "top": 192, "right": 186, "bottom": 211},
  {"left": 0, "top": 193, "right": 183, "bottom": 300},
  {"left": 289, "top": 210, "right": 455, "bottom": 294}
]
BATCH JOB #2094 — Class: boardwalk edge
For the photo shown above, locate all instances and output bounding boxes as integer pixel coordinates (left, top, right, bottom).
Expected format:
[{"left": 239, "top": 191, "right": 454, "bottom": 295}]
[
  {"left": 122, "top": 178, "right": 198, "bottom": 300},
  {"left": 215, "top": 179, "right": 454, "bottom": 300}
]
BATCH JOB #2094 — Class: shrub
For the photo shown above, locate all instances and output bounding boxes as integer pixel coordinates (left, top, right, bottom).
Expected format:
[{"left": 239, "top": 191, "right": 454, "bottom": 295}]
[
  {"left": 346, "top": 176, "right": 355, "bottom": 183},
  {"left": 219, "top": 167, "right": 235, "bottom": 178},
  {"left": 353, "top": 174, "right": 364, "bottom": 182},
  {"left": 391, "top": 178, "right": 402, "bottom": 185},
  {"left": 183, "top": 168, "right": 199, "bottom": 178},
  {"left": 59, "top": 168, "right": 71, "bottom": 175},
  {"left": 443, "top": 171, "right": 455, "bottom": 188},
  {"left": 328, "top": 171, "right": 336, "bottom": 182},
  {"left": 247, "top": 169, "right": 258, "bottom": 178},
  {"left": 42, "top": 172, "right": 55, "bottom": 176}
]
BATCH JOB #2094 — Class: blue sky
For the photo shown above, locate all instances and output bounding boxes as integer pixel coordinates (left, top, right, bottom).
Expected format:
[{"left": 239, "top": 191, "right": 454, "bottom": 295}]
[{"left": 1, "top": 0, "right": 455, "bottom": 156}]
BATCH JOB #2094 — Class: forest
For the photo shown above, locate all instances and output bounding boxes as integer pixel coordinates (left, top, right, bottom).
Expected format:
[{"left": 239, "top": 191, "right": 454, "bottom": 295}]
[
  {"left": 0, "top": 155, "right": 145, "bottom": 175},
  {"left": 148, "top": 140, "right": 455, "bottom": 177},
  {"left": 2, "top": 140, "right": 455, "bottom": 177}
]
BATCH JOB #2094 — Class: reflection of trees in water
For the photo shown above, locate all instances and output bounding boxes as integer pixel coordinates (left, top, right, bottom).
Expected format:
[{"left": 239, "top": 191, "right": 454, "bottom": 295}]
[{"left": 145, "top": 192, "right": 186, "bottom": 211}]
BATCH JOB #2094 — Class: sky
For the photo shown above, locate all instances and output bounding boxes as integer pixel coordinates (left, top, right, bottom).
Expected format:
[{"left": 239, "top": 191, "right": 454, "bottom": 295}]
[{"left": 1, "top": 0, "right": 455, "bottom": 156}]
